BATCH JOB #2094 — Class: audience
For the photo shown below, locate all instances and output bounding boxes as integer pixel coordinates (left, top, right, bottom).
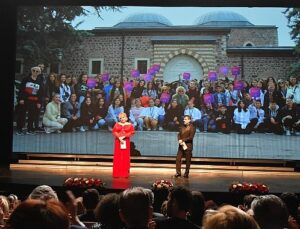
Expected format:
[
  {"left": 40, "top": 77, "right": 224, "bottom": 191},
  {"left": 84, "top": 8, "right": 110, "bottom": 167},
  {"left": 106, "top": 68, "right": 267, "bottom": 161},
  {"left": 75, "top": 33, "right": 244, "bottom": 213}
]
[
  {"left": 251, "top": 194, "right": 289, "bottom": 229},
  {"left": 1, "top": 183, "right": 300, "bottom": 229}
]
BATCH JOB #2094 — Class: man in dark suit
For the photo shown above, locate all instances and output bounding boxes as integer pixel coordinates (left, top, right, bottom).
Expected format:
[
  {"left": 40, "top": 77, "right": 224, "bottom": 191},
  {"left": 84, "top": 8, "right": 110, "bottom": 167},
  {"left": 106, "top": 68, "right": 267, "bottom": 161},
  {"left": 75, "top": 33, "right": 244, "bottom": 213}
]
[{"left": 175, "top": 115, "right": 196, "bottom": 178}]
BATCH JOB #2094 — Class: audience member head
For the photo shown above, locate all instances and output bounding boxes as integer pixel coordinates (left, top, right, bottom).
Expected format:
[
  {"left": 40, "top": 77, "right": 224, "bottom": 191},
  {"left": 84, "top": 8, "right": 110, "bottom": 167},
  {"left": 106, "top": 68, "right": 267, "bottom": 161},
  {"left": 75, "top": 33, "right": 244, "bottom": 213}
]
[
  {"left": 0, "top": 195, "right": 10, "bottom": 217},
  {"left": 202, "top": 205, "right": 260, "bottom": 229},
  {"left": 280, "top": 192, "right": 299, "bottom": 219},
  {"left": 167, "top": 186, "right": 193, "bottom": 219},
  {"left": 251, "top": 194, "right": 288, "bottom": 229},
  {"left": 119, "top": 187, "right": 152, "bottom": 228},
  {"left": 28, "top": 185, "right": 58, "bottom": 201},
  {"left": 5, "top": 199, "right": 69, "bottom": 229},
  {"left": 243, "top": 194, "right": 257, "bottom": 211},
  {"left": 189, "top": 191, "right": 205, "bottom": 226},
  {"left": 94, "top": 193, "right": 123, "bottom": 229},
  {"left": 161, "top": 200, "right": 168, "bottom": 216},
  {"left": 82, "top": 188, "right": 100, "bottom": 211}
]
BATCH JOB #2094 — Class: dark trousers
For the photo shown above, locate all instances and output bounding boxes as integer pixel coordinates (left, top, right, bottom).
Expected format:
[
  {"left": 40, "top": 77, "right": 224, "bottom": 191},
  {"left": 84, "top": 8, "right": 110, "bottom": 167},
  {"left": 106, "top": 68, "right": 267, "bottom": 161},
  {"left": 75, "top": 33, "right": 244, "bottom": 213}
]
[
  {"left": 216, "top": 119, "right": 230, "bottom": 134},
  {"left": 63, "top": 118, "right": 82, "bottom": 132},
  {"left": 283, "top": 118, "right": 297, "bottom": 130},
  {"left": 265, "top": 118, "right": 283, "bottom": 134},
  {"left": 16, "top": 101, "right": 40, "bottom": 132},
  {"left": 176, "top": 147, "right": 192, "bottom": 175},
  {"left": 167, "top": 121, "right": 180, "bottom": 131},
  {"left": 234, "top": 123, "right": 251, "bottom": 134}
]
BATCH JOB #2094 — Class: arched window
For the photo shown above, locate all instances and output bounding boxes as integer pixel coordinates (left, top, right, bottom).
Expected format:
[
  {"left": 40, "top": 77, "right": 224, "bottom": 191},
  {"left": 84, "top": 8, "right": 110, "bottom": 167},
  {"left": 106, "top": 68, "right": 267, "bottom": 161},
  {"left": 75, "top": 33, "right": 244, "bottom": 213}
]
[{"left": 243, "top": 41, "right": 255, "bottom": 47}]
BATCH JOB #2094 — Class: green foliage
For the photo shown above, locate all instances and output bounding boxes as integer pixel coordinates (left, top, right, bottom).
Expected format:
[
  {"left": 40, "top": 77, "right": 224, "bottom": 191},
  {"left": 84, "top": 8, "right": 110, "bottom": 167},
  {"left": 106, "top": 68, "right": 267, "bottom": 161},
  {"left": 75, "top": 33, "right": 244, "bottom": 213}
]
[
  {"left": 17, "top": 6, "right": 121, "bottom": 65},
  {"left": 284, "top": 8, "right": 300, "bottom": 76}
]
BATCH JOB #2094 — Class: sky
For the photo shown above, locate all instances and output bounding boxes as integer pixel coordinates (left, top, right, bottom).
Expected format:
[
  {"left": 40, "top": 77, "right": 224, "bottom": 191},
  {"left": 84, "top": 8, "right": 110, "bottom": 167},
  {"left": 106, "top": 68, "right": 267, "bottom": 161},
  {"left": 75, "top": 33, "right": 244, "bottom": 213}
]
[{"left": 72, "top": 6, "right": 295, "bottom": 46}]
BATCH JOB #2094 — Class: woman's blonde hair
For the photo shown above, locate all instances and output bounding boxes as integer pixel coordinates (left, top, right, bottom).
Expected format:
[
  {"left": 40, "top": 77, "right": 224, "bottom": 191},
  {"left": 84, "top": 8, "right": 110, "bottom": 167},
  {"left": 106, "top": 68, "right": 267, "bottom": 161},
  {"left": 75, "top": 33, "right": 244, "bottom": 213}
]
[
  {"left": 176, "top": 86, "right": 186, "bottom": 94},
  {"left": 118, "top": 112, "right": 127, "bottom": 119},
  {"left": 203, "top": 205, "right": 260, "bottom": 229}
]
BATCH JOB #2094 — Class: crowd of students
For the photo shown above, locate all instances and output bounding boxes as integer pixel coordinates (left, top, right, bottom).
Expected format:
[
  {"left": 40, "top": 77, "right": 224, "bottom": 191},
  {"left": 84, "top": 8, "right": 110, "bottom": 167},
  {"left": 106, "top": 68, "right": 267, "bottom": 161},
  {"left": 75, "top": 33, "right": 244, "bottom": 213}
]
[
  {"left": 15, "top": 65, "right": 300, "bottom": 136},
  {"left": 1, "top": 184, "right": 300, "bottom": 229}
]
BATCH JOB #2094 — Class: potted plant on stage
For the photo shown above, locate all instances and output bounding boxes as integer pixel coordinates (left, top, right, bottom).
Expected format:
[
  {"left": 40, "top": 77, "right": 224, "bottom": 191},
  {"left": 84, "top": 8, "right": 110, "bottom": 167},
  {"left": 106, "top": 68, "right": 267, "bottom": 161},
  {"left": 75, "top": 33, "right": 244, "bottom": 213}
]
[{"left": 151, "top": 179, "right": 173, "bottom": 212}]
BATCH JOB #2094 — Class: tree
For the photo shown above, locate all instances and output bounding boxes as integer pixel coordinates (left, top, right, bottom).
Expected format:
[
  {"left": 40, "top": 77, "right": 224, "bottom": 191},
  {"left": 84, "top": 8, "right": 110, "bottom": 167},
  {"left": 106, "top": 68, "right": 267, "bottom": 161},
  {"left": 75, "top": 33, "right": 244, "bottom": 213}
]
[
  {"left": 17, "top": 6, "right": 121, "bottom": 65},
  {"left": 284, "top": 8, "right": 300, "bottom": 76}
]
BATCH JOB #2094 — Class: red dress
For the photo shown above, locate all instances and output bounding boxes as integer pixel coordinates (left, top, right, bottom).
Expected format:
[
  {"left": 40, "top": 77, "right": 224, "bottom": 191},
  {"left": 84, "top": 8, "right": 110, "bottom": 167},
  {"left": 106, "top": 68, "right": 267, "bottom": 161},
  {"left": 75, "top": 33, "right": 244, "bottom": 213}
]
[{"left": 112, "top": 122, "right": 135, "bottom": 177}]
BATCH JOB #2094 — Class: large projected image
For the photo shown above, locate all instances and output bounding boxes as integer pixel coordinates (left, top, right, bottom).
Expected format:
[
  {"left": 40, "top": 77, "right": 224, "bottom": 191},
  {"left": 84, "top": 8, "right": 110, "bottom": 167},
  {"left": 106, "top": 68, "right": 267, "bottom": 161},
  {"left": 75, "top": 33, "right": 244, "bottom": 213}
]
[{"left": 13, "top": 6, "right": 300, "bottom": 159}]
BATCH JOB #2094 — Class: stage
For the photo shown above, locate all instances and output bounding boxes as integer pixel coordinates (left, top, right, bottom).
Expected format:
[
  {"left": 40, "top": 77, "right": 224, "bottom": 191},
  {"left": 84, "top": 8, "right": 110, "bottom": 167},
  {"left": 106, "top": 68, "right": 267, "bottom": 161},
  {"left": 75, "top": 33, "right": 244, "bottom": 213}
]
[{"left": 1, "top": 155, "right": 300, "bottom": 206}]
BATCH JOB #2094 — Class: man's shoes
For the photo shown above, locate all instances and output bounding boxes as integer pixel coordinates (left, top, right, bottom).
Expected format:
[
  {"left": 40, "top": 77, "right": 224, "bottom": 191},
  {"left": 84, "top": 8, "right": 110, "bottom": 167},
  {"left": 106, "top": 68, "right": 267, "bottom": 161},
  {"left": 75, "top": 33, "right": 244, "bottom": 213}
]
[
  {"left": 16, "top": 130, "right": 24, "bottom": 135},
  {"left": 174, "top": 173, "right": 181, "bottom": 178},
  {"left": 183, "top": 174, "right": 189, "bottom": 178},
  {"left": 35, "top": 127, "right": 45, "bottom": 132},
  {"left": 26, "top": 130, "right": 36, "bottom": 135}
]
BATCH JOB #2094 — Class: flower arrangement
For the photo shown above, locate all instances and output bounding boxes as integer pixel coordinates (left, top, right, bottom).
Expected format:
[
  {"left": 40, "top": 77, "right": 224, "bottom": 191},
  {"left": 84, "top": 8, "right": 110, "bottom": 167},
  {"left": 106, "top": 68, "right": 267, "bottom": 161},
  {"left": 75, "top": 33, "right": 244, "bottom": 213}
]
[
  {"left": 229, "top": 181, "right": 269, "bottom": 195},
  {"left": 152, "top": 179, "right": 173, "bottom": 191},
  {"left": 63, "top": 177, "right": 104, "bottom": 188}
]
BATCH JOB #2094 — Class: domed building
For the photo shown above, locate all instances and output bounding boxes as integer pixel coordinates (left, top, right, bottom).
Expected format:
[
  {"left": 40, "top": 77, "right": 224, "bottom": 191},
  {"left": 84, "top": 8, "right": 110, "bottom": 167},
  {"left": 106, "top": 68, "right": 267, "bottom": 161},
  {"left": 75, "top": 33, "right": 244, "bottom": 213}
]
[
  {"left": 16, "top": 11, "right": 295, "bottom": 83},
  {"left": 195, "top": 11, "right": 253, "bottom": 27},
  {"left": 114, "top": 13, "right": 173, "bottom": 28}
]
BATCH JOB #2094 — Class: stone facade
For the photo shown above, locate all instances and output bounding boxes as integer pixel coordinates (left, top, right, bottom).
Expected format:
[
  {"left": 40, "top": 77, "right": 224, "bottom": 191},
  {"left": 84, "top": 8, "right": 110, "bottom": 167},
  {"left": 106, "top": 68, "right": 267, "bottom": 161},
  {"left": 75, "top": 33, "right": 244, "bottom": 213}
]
[
  {"left": 228, "top": 28, "right": 278, "bottom": 47},
  {"left": 16, "top": 26, "right": 295, "bottom": 83}
]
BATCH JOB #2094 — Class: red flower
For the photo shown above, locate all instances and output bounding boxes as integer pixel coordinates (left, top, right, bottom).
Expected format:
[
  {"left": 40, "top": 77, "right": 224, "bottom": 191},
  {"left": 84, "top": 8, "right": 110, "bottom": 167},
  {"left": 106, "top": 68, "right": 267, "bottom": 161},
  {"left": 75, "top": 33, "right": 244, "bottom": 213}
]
[
  {"left": 63, "top": 177, "right": 104, "bottom": 188},
  {"left": 229, "top": 181, "right": 269, "bottom": 194}
]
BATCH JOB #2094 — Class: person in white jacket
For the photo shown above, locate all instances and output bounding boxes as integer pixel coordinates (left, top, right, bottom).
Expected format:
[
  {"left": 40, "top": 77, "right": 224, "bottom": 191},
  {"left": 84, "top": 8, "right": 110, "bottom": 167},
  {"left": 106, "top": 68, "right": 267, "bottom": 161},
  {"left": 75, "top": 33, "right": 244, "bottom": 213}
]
[
  {"left": 43, "top": 94, "right": 68, "bottom": 133},
  {"left": 233, "top": 100, "right": 251, "bottom": 134},
  {"left": 140, "top": 98, "right": 159, "bottom": 130},
  {"left": 286, "top": 75, "right": 300, "bottom": 107}
]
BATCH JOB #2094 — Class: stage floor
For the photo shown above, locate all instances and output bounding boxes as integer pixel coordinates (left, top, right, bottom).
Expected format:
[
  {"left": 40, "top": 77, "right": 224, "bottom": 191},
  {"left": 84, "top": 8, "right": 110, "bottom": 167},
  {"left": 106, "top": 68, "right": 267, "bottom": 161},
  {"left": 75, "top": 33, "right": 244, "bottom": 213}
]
[{"left": 2, "top": 164, "right": 300, "bottom": 195}]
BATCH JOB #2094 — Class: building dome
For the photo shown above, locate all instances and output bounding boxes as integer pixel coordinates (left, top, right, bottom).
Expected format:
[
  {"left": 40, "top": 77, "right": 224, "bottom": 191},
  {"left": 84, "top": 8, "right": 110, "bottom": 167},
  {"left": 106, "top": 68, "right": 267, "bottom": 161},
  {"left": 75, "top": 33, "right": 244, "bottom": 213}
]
[
  {"left": 113, "top": 13, "right": 172, "bottom": 28},
  {"left": 195, "top": 11, "right": 253, "bottom": 26}
]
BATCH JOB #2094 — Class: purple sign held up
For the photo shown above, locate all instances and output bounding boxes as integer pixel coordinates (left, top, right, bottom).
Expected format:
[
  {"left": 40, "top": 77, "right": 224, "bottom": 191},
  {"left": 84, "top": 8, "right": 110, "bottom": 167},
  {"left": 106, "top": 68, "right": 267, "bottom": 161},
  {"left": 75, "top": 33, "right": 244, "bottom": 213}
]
[
  {"left": 101, "top": 73, "right": 109, "bottom": 82},
  {"left": 124, "top": 82, "right": 134, "bottom": 93},
  {"left": 219, "top": 66, "right": 229, "bottom": 75},
  {"left": 203, "top": 93, "right": 214, "bottom": 105},
  {"left": 249, "top": 87, "right": 260, "bottom": 98},
  {"left": 160, "top": 92, "right": 171, "bottom": 104},
  {"left": 147, "top": 68, "right": 156, "bottom": 75},
  {"left": 231, "top": 66, "right": 241, "bottom": 76},
  {"left": 87, "top": 78, "right": 97, "bottom": 89},
  {"left": 144, "top": 74, "right": 154, "bottom": 82},
  {"left": 183, "top": 72, "right": 191, "bottom": 80},
  {"left": 131, "top": 69, "right": 140, "bottom": 78},
  {"left": 152, "top": 64, "right": 161, "bottom": 73},
  {"left": 208, "top": 71, "right": 218, "bottom": 81},
  {"left": 234, "top": 80, "right": 244, "bottom": 90}
]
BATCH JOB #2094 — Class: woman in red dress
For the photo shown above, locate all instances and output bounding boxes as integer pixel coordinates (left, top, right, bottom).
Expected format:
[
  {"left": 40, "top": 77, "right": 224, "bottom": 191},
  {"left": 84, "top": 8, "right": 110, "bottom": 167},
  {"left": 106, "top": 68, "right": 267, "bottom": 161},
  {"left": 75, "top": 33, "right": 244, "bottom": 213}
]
[{"left": 112, "top": 112, "right": 135, "bottom": 177}]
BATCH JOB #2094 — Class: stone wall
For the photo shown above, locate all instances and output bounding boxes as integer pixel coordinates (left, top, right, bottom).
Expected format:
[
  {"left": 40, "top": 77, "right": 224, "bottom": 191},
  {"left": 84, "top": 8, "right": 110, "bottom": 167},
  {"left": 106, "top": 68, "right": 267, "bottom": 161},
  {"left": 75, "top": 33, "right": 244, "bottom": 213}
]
[
  {"left": 228, "top": 28, "right": 278, "bottom": 47},
  {"left": 16, "top": 27, "right": 293, "bottom": 84}
]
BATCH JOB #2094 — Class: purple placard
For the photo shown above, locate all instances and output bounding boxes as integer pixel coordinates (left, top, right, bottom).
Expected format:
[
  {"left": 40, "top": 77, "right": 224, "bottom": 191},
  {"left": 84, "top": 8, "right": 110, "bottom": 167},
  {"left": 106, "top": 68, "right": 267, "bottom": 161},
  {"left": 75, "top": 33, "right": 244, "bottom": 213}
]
[
  {"left": 249, "top": 87, "right": 260, "bottom": 98},
  {"left": 144, "top": 74, "right": 154, "bottom": 82},
  {"left": 160, "top": 92, "right": 171, "bottom": 104},
  {"left": 233, "top": 80, "right": 244, "bottom": 90},
  {"left": 130, "top": 69, "right": 140, "bottom": 78},
  {"left": 124, "top": 82, "right": 134, "bottom": 93},
  {"left": 183, "top": 72, "right": 191, "bottom": 80},
  {"left": 231, "top": 66, "right": 241, "bottom": 76},
  {"left": 152, "top": 64, "right": 161, "bottom": 73},
  {"left": 147, "top": 68, "right": 156, "bottom": 75},
  {"left": 203, "top": 93, "right": 214, "bottom": 105},
  {"left": 208, "top": 71, "right": 218, "bottom": 81},
  {"left": 101, "top": 73, "right": 109, "bottom": 82},
  {"left": 219, "top": 66, "right": 229, "bottom": 75},
  {"left": 87, "top": 78, "right": 97, "bottom": 89}
]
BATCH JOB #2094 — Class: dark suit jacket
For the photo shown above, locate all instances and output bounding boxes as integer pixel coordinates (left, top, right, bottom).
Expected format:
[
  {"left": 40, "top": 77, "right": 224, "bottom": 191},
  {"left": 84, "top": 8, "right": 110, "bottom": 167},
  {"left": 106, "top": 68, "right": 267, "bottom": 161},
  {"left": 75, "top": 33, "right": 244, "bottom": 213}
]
[
  {"left": 155, "top": 217, "right": 200, "bottom": 229},
  {"left": 177, "top": 123, "right": 196, "bottom": 151}
]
